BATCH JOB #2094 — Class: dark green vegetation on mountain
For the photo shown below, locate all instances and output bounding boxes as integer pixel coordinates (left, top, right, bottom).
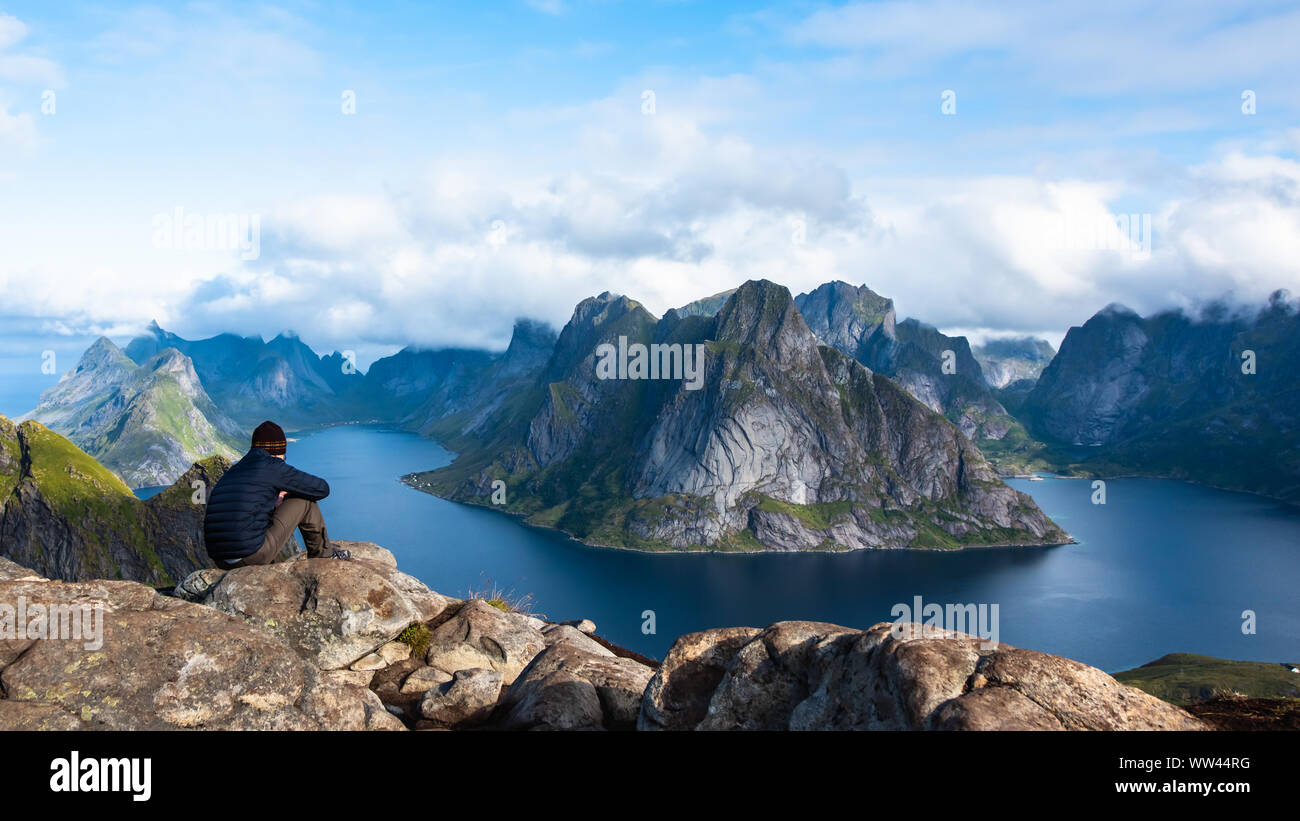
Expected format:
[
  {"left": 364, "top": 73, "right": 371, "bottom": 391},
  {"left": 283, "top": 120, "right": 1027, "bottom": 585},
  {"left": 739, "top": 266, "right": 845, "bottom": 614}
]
[
  {"left": 406, "top": 280, "right": 1067, "bottom": 552},
  {"left": 0, "top": 415, "right": 225, "bottom": 585}
]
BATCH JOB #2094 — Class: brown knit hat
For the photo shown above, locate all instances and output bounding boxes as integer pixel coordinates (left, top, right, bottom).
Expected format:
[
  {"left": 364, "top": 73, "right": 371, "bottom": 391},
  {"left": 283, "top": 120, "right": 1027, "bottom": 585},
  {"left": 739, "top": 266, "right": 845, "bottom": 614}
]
[{"left": 252, "top": 421, "right": 286, "bottom": 456}]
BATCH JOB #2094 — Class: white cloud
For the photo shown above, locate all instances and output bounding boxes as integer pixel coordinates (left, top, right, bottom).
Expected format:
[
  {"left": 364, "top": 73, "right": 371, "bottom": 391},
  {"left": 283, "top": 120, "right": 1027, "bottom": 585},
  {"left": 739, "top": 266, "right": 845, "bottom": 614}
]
[
  {"left": 0, "top": 12, "right": 61, "bottom": 86},
  {"left": 2, "top": 7, "right": 1298, "bottom": 359},
  {"left": 136, "top": 120, "right": 1298, "bottom": 355},
  {"left": 0, "top": 102, "right": 36, "bottom": 149}
]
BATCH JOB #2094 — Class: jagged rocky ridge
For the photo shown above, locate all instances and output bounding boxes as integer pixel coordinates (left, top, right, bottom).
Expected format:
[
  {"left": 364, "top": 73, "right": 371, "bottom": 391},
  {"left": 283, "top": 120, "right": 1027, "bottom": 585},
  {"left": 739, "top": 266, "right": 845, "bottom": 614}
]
[
  {"left": 0, "top": 416, "right": 226, "bottom": 586},
  {"left": 1020, "top": 292, "right": 1300, "bottom": 502},
  {"left": 23, "top": 337, "right": 243, "bottom": 488},
  {"left": 126, "top": 321, "right": 366, "bottom": 430},
  {"left": 408, "top": 280, "right": 1066, "bottom": 551},
  {"left": 794, "top": 281, "right": 1015, "bottom": 441},
  {"left": 0, "top": 547, "right": 1204, "bottom": 731}
]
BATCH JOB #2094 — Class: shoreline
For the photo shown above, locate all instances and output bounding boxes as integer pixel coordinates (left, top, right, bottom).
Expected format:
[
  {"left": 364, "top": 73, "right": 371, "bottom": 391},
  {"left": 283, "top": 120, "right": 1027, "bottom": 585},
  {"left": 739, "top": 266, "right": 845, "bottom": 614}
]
[
  {"left": 1001, "top": 470, "right": 1300, "bottom": 510},
  {"left": 398, "top": 473, "right": 1077, "bottom": 556}
]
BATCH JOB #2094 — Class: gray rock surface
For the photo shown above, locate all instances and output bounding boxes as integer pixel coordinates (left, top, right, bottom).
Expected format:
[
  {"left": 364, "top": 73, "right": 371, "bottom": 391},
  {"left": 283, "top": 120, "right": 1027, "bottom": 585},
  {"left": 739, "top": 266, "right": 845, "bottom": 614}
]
[
  {"left": 795, "top": 281, "right": 1012, "bottom": 441},
  {"left": 496, "top": 641, "right": 655, "bottom": 730},
  {"left": 641, "top": 621, "right": 1206, "bottom": 731},
  {"left": 205, "top": 541, "right": 447, "bottom": 670},
  {"left": 22, "top": 337, "right": 244, "bottom": 488},
  {"left": 424, "top": 599, "right": 545, "bottom": 683},
  {"left": 0, "top": 576, "right": 384, "bottom": 730},
  {"left": 418, "top": 668, "right": 504, "bottom": 728},
  {"left": 420, "top": 280, "right": 1067, "bottom": 552}
]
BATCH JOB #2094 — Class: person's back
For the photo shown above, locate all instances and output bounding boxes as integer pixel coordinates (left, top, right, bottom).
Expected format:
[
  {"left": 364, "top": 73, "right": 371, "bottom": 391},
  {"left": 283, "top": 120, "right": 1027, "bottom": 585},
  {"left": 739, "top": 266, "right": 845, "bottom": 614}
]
[{"left": 203, "top": 421, "right": 348, "bottom": 568}]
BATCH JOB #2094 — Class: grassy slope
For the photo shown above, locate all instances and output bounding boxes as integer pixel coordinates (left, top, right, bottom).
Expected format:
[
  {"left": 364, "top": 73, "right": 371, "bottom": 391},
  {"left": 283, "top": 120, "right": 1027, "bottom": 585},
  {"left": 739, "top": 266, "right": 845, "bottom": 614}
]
[
  {"left": 89, "top": 372, "right": 243, "bottom": 483},
  {"left": 1114, "top": 653, "right": 1300, "bottom": 705},
  {"left": 4, "top": 417, "right": 169, "bottom": 581}
]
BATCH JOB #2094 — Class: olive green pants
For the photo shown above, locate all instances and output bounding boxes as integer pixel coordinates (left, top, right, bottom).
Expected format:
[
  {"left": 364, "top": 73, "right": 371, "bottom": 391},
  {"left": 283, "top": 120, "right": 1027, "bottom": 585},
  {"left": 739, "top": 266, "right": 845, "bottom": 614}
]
[{"left": 217, "top": 497, "right": 330, "bottom": 569}]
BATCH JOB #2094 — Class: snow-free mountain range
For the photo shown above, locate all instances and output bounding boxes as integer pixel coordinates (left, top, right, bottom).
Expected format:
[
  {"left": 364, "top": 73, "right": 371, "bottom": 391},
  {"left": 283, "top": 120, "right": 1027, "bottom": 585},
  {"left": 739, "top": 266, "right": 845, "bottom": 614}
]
[{"left": 17, "top": 278, "right": 1300, "bottom": 564}]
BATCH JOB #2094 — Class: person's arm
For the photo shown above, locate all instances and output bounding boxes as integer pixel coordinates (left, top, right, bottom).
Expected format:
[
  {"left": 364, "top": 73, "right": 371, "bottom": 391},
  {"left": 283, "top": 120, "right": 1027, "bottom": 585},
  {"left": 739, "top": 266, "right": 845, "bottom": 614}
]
[{"left": 271, "top": 459, "right": 330, "bottom": 501}]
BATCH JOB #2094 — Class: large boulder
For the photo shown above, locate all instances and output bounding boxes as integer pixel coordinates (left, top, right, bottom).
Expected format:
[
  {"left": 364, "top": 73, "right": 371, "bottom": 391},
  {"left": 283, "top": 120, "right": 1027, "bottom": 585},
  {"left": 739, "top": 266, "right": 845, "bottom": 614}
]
[
  {"left": 205, "top": 541, "right": 448, "bottom": 670},
  {"left": 641, "top": 621, "right": 1206, "bottom": 731},
  {"left": 0, "top": 577, "right": 396, "bottom": 730},
  {"left": 495, "top": 670, "right": 604, "bottom": 731},
  {"left": 424, "top": 599, "right": 546, "bottom": 683},
  {"left": 638, "top": 626, "right": 762, "bottom": 731},
  {"left": 418, "top": 668, "right": 504, "bottom": 728},
  {"left": 495, "top": 641, "right": 656, "bottom": 730},
  {"left": 541, "top": 623, "right": 613, "bottom": 657}
]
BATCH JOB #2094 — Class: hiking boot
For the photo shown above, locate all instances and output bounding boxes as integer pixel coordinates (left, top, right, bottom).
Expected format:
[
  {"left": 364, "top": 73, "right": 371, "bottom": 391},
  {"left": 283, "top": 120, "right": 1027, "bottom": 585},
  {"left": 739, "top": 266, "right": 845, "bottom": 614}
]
[{"left": 326, "top": 546, "right": 351, "bottom": 560}]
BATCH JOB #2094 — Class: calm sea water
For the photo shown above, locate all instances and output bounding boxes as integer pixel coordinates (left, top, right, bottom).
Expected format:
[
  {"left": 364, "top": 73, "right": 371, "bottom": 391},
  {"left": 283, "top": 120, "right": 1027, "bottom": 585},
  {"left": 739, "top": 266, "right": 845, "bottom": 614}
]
[{"left": 203, "top": 424, "right": 1300, "bottom": 672}]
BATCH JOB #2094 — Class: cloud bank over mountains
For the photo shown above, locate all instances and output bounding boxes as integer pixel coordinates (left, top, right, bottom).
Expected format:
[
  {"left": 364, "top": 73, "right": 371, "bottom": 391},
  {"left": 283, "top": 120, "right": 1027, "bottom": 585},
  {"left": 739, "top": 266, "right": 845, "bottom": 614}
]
[{"left": 0, "top": 2, "right": 1297, "bottom": 363}]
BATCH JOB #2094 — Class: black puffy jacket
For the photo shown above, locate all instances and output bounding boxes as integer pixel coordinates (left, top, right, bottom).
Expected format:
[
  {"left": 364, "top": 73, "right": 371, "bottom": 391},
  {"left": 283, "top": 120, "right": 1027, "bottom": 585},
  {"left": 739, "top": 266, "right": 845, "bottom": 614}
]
[{"left": 203, "top": 448, "right": 330, "bottom": 562}]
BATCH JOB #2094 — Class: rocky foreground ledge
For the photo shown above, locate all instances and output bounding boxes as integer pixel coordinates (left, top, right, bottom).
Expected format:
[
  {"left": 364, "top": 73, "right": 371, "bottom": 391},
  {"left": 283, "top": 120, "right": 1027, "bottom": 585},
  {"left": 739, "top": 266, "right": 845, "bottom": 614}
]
[{"left": 0, "top": 543, "right": 1203, "bottom": 731}]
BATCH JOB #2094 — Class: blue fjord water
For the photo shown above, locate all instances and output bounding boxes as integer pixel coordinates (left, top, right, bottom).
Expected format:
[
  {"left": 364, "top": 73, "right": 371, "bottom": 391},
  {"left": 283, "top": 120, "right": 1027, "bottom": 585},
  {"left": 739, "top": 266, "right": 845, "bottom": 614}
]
[{"left": 201, "top": 424, "right": 1300, "bottom": 672}]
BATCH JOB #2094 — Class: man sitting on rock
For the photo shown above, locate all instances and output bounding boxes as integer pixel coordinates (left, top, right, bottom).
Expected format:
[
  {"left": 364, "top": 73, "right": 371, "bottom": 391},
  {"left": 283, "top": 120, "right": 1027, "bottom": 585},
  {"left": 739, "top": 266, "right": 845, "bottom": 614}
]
[{"left": 203, "top": 421, "right": 350, "bottom": 569}]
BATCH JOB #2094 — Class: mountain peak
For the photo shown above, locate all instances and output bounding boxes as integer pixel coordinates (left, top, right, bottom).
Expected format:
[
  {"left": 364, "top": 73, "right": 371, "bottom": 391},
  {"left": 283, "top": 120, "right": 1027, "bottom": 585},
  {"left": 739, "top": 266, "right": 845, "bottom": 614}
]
[
  {"left": 77, "top": 337, "right": 134, "bottom": 373},
  {"left": 714, "top": 280, "right": 819, "bottom": 362},
  {"left": 85, "top": 335, "right": 121, "bottom": 354},
  {"left": 1097, "top": 302, "right": 1140, "bottom": 319}
]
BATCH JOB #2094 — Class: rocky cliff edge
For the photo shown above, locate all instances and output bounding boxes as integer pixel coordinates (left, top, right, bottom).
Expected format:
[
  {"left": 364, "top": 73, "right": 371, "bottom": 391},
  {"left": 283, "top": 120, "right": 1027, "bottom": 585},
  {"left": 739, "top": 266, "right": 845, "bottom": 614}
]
[{"left": 0, "top": 544, "right": 1202, "bottom": 731}]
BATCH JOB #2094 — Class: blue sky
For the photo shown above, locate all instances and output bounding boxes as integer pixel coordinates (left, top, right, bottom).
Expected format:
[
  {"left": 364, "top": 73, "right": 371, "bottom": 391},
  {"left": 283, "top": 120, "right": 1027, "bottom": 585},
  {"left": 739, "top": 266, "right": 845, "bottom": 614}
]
[{"left": 2, "top": 1, "right": 1299, "bottom": 414}]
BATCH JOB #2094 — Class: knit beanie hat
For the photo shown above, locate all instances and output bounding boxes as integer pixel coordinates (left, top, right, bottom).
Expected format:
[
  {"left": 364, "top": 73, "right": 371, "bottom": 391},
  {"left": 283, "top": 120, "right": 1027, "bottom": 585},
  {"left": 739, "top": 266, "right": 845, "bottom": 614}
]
[{"left": 252, "top": 421, "right": 287, "bottom": 456}]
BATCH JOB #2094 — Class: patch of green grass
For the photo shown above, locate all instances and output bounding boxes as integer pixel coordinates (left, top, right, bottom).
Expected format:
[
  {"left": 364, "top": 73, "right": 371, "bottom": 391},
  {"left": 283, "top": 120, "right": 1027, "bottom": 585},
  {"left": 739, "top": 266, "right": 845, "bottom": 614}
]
[
  {"left": 1114, "top": 653, "right": 1300, "bottom": 705},
  {"left": 713, "top": 527, "right": 765, "bottom": 552},
  {"left": 467, "top": 582, "right": 542, "bottom": 618},
  {"left": 547, "top": 381, "right": 582, "bottom": 425},
  {"left": 14, "top": 420, "right": 174, "bottom": 581},
  {"left": 395, "top": 623, "right": 432, "bottom": 658},
  {"left": 0, "top": 416, "right": 24, "bottom": 501},
  {"left": 755, "top": 495, "right": 856, "bottom": 530},
  {"left": 976, "top": 421, "right": 1066, "bottom": 476}
]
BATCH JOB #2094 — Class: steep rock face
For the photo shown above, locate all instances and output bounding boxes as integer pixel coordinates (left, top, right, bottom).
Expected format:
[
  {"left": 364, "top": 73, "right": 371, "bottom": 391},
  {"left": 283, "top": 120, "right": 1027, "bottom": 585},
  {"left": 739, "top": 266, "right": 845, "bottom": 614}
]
[
  {"left": 1022, "top": 304, "right": 1157, "bottom": 445},
  {"left": 363, "top": 347, "right": 494, "bottom": 420},
  {"left": 639, "top": 621, "right": 1206, "bottom": 731},
  {"left": 410, "top": 319, "right": 559, "bottom": 444},
  {"left": 795, "top": 279, "right": 895, "bottom": 361},
  {"left": 973, "top": 336, "right": 1056, "bottom": 389},
  {"left": 794, "top": 282, "right": 1013, "bottom": 441},
  {"left": 414, "top": 281, "right": 1065, "bottom": 551},
  {"left": 527, "top": 293, "right": 658, "bottom": 468},
  {"left": 1020, "top": 294, "right": 1300, "bottom": 501},
  {"left": 24, "top": 338, "right": 243, "bottom": 488},
  {"left": 0, "top": 416, "right": 226, "bottom": 586}
]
